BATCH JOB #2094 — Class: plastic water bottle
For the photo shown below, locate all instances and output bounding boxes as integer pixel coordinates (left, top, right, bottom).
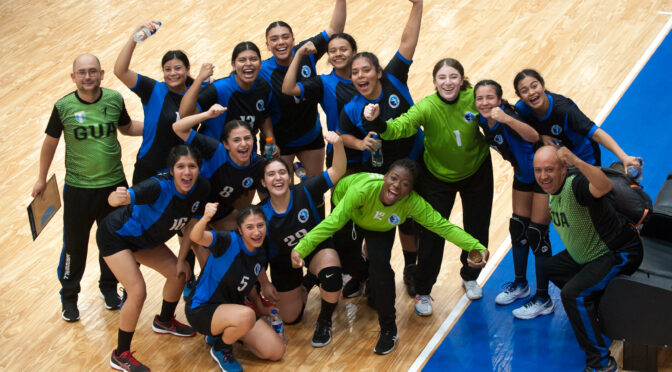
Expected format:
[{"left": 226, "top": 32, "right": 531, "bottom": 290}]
[
  {"left": 133, "top": 21, "right": 162, "bottom": 43},
  {"left": 264, "top": 137, "right": 275, "bottom": 160},
  {"left": 270, "top": 310, "right": 286, "bottom": 345},
  {"left": 627, "top": 157, "right": 644, "bottom": 183},
  {"left": 371, "top": 134, "right": 383, "bottom": 167},
  {"left": 293, "top": 162, "right": 306, "bottom": 180}
]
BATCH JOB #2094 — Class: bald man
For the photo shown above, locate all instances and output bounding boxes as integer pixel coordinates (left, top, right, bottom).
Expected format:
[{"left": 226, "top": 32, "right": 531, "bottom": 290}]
[
  {"left": 32, "top": 54, "right": 142, "bottom": 322},
  {"left": 533, "top": 146, "right": 642, "bottom": 372}
]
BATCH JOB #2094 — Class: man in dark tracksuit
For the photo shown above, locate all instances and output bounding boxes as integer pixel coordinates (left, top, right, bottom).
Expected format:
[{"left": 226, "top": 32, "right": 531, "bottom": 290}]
[{"left": 533, "top": 146, "right": 642, "bottom": 372}]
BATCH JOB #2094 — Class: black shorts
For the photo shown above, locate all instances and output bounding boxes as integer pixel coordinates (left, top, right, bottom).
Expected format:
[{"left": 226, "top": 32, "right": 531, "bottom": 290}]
[
  {"left": 269, "top": 239, "right": 333, "bottom": 292},
  {"left": 279, "top": 134, "right": 325, "bottom": 156},
  {"left": 398, "top": 217, "right": 419, "bottom": 235},
  {"left": 185, "top": 301, "right": 220, "bottom": 336},
  {"left": 513, "top": 177, "right": 545, "bottom": 194},
  {"left": 96, "top": 224, "right": 145, "bottom": 257}
]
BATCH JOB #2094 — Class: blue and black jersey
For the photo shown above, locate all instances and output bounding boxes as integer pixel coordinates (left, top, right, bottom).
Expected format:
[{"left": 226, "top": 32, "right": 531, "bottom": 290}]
[
  {"left": 190, "top": 231, "right": 267, "bottom": 309},
  {"left": 339, "top": 52, "right": 424, "bottom": 172},
  {"left": 298, "top": 70, "right": 357, "bottom": 165},
  {"left": 516, "top": 92, "right": 601, "bottom": 166},
  {"left": 197, "top": 73, "right": 272, "bottom": 144},
  {"left": 185, "top": 130, "right": 263, "bottom": 220},
  {"left": 260, "top": 171, "right": 334, "bottom": 262},
  {"left": 130, "top": 74, "right": 188, "bottom": 184},
  {"left": 101, "top": 174, "right": 210, "bottom": 249},
  {"left": 477, "top": 105, "right": 536, "bottom": 184},
  {"left": 260, "top": 31, "right": 329, "bottom": 148}
]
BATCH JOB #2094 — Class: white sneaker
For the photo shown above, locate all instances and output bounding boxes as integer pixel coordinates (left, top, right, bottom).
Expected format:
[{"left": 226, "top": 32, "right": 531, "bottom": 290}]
[
  {"left": 462, "top": 280, "right": 482, "bottom": 300},
  {"left": 414, "top": 294, "right": 433, "bottom": 316},
  {"left": 512, "top": 295, "right": 555, "bottom": 320},
  {"left": 495, "top": 281, "right": 531, "bottom": 305}
]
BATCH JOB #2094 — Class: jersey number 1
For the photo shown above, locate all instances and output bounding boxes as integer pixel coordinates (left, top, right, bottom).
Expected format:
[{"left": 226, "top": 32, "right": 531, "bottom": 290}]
[{"left": 453, "top": 130, "right": 462, "bottom": 147}]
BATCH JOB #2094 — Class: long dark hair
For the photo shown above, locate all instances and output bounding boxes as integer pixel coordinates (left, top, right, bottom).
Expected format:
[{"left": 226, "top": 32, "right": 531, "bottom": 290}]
[
  {"left": 221, "top": 120, "right": 253, "bottom": 142},
  {"left": 236, "top": 204, "right": 266, "bottom": 228},
  {"left": 432, "top": 58, "right": 471, "bottom": 90},
  {"left": 329, "top": 33, "right": 357, "bottom": 53},
  {"left": 265, "top": 21, "right": 293, "bottom": 37},
  {"left": 513, "top": 68, "right": 546, "bottom": 97},
  {"left": 161, "top": 50, "right": 194, "bottom": 86},
  {"left": 474, "top": 79, "right": 513, "bottom": 110},
  {"left": 231, "top": 41, "right": 261, "bottom": 63},
  {"left": 167, "top": 145, "right": 202, "bottom": 171}
]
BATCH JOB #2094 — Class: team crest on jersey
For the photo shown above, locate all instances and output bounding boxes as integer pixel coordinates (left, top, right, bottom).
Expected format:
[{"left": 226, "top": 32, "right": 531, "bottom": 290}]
[
  {"left": 254, "top": 263, "right": 262, "bottom": 276},
  {"left": 463, "top": 112, "right": 476, "bottom": 123},
  {"left": 191, "top": 201, "right": 200, "bottom": 213},
  {"left": 301, "top": 65, "right": 311, "bottom": 78},
  {"left": 551, "top": 124, "right": 562, "bottom": 135},
  {"left": 388, "top": 94, "right": 400, "bottom": 109},
  {"left": 388, "top": 214, "right": 400, "bottom": 225},
  {"left": 298, "top": 208, "right": 310, "bottom": 223},
  {"left": 256, "top": 99, "right": 265, "bottom": 111},
  {"left": 494, "top": 134, "right": 504, "bottom": 145},
  {"left": 242, "top": 177, "right": 254, "bottom": 188},
  {"left": 74, "top": 111, "right": 86, "bottom": 123}
]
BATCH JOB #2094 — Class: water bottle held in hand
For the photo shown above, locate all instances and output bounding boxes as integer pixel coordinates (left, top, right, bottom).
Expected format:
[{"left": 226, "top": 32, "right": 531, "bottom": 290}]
[
  {"left": 371, "top": 134, "right": 383, "bottom": 168},
  {"left": 264, "top": 137, "right": 275, "bottom": 160},
  {"left": 134, "top": 21, "right": 162, "bottom": 43},
  {"left": 627, "top": 157, "right": 644, "bottom": 183},
  {"left": 270, "top": 309, "right": 287, "bottom": 345},
  {"left": 293, "top": 162, "right": 306, "bottom": 180}
]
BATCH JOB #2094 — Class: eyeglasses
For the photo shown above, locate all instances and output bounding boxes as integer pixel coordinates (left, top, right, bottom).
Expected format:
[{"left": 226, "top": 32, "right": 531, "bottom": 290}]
[{"left": 75, "top": 69, "right": 100, "bottom": 77}]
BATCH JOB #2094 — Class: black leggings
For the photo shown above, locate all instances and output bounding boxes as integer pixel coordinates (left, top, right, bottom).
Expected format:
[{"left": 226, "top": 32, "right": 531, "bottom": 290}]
[
  {"left": 415, "top": 155, "right": 493, "bottom": 295},
  {"left": 361, "top": 227, "right": 397, "bottom": 331}
]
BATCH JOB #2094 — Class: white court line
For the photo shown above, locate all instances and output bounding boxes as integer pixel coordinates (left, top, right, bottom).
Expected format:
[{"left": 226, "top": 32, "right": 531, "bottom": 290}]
[
  {"left": 658, "top": 11, "right": 672, "bottom": 15},
  {"left": 409, "top": 15, "right": 672, "bottom": 372}
]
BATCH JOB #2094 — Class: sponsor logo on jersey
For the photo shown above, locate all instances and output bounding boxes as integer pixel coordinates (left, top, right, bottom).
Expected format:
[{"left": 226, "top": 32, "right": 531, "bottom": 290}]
[
  {"left": 551, "top": 124, "right": 562, "bottom": 135},
  {"left": 463, "top": 112, "right": 476, "bottom": 123},
  {"left": 301, "top": 65, "right": 311, "bottom": 78},
  {"left": 254, "top": 263, "right": 261, "bottom": 276},
  {"left": 256, "top": 99, "right": 265, "bottom": 111},
  {"left": 298, "top": 208, "right": 309, "bottom": 223},
  {"left": 191, "top": 201, "right": 200, "bottom": 213},
  {"left": 242, "top": 177, "right": 254, "bottom": 188},
  {"left": 494, "top": 134, "right": 504, "bottom": 145},
  {"left": 388, "top": 94, "right": 400, "bottom": 109},
  {"left": 74, "top": 111, "right": 86, "bottom": 123},
  {"left": 388, "top": 213, "right": 400, "bottom": 225}
]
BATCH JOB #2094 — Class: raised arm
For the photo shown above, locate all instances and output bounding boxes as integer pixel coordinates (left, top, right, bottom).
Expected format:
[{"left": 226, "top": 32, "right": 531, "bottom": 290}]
[
  {"left": 591, "top": 128, "right": 640, "bottom": 171},
  {"left": 557, "top": 147, "right": 612, "bottom": 198},
  {"left": 363, "top": 102, "right": 423, "bottom": 140},
  {"left": 325, "top": 0, "right": 347, "bottom": 37},
  {"left": 114, "top": 21, "right": 159, "bottom": 88},
  {"left": 178, "top": 63, "right": 214, "bottom": 119},
  {"left": 282, "top": 42, "right": 316, "bottom": 97},
  {"left": 490, "top": 107, "right": 540, "bottom": 143},
  {"left": 190, "top": 202, "right": 219, "bottom": 247},
  {"left": 325, "top": 131, "right": 346, "bottom": 184},
  {"left": 32, "top": 135, "right": 59, "bottom": 198},
  {"left": 172, "top": 104, "right": 226, "bottom": 142},
  {"left": 398, "top": 0, "right": 423, "bottom": 61}
]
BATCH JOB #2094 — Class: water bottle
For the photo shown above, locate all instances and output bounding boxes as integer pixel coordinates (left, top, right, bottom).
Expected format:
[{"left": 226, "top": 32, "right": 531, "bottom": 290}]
[
  {"left": 371, "top": 134, "right": 383, "bottom": 167},
  {"left": 293, "top": 162, "right": 306, "bottom": 180},
  {"left": 133, "top": 21, "right": 162, "bottom": 43},
  {"left": 627, "top": 157, "right": 644, "bottom": 183},
  {"left": 270, "top": 309, "right": 287, "bottom": 345},
  {"left": 264, "top": 137, "right": 275, "bottom": 160}
]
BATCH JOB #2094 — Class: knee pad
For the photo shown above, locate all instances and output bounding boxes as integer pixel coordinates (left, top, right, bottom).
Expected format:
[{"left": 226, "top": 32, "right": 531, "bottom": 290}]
[
  {"left": 527, "top": 223, "right": 551, "bottom": 257},
  {"left": 509, "top": 214, "right": 530, "bottom": 247},
  {"left": 318, "top": 266, "right": 343, "bottom": 293}
]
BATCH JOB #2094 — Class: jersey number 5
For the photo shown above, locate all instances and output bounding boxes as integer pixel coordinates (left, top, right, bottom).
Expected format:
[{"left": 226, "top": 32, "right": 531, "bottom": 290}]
[
  {"left": 237, "top": 275, "right": 250, "bottom": 291},
  {"left": 283, "top": 228, "right": 308, "bottom": 247}
]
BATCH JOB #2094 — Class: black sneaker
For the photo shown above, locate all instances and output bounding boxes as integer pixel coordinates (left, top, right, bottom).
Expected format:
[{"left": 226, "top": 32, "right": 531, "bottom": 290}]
[
  {"left": 110, "top": 349, "right": 150, "bottom": 372},
  {"left": 311, "top": 319, "right": 332, "bottom": 347},
  {"left": 152, "top": 315, "right": 196, "bottom": 337},
  {"left": 342, "top": 278, "right": 364, "bottom": 298},
  {"left": 61, "top": 301, "right": 79, "bottom": 322},
  {"left": 373, "top": 328, "right": 398, "bottom": 355},
  {"left": 100, "top": 289, "right": 122, "bottom": 310},
  {"left": 403, "top": 264, "right": 417, "bottom": 297},
  {"left": 583, "top": 356, "right": 618, "bottom": 372},
  {"left": 302, "top": 272, "right": 320, "bottom": 293}
]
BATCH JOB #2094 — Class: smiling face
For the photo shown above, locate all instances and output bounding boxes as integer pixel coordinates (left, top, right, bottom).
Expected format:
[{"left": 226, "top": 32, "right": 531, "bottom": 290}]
[
  {"left": 533, "top": 147, "right": 566, "bottom": 194},
  {"left": 171, "top": 154, "right": 200, "bottom": 195},
  {"left": 223, "top": 126, "right": 254, "bottom": 166},
  {"left": 474, "top": 84, "right": 502, "bottom": 119},
  {"left": 434, "top": 65, "right": 463, "bottom": 102},
  {"left": 328, "top": 37, "right": 354, "bottom": 72},
  {"left": 266, "top": 26, "right": 295, "bottom": 64},
  {"left": 351, "top": 56, "right": 382, "bottom": 99},
  {"left": 380, "top": 166, "right": 414, "bottom": 205},
  {"left": 516, "top": 75, "right": 547, "bottom": 113},
  {"left": 162, "top": 58, "right": 189, "bottom": 92},
  {"left": 233, "top": 49, "right": 261, "bottom": 88},
  {"left": 262, "top": 159, "right": 291, "bottom": 198},
  {"left": 238, "top": 213, "right": 267, "bottom": 249},
  {"left": 71, "top": 54, "right": 103, "bottom": 95}
]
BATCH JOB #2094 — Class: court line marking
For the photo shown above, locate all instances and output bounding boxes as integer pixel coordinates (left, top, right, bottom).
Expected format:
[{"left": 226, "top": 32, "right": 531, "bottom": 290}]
[{"left": 410, "top": 15, "right": 672, "bottom": 372}]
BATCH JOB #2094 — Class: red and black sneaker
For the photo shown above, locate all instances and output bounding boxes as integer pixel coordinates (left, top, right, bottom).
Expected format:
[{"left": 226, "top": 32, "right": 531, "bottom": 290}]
[
  {"left": 151, "top": 315, "right": 195, "bottom": 337},
  {"left": 110, "top": 349, "right": 150, "bottom": 372}
]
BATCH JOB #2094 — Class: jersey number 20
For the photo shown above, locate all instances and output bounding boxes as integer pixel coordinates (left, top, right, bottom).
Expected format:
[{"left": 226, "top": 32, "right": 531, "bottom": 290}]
[{"left": 283, "top": 228, "right": 308, "bottom": 247}]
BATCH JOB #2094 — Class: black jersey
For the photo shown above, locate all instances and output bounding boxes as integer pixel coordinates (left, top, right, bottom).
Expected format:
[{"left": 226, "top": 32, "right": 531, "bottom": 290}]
[
  {"left": 260, "top": 171, "right": 334, "bottom": 260},
  {"left": 477, "top": 105, "right": 536, "bottom": 184},
  {"left": 197, "top": 73, "right": 272, "bottom": 142},
  {"left": 186, "top": 131, "right": 263, "bottom": 219},
  {"left": 190, "top": 231, "right": 267, "bottom": 309},
  {"left": 339, "top": 52, "right": 424, "bottom": 172},
  {"left": 516, "top": 92, "right": 601, "bottom": 165},
  {"left": 102, "top": 174, "right": 210, "bottom": 249},
  {"left": 131, "top": 74, "right": 188, "bottom": 182},
  {"left": 260, "top": 31, "right": 329, "bottom": 148}
]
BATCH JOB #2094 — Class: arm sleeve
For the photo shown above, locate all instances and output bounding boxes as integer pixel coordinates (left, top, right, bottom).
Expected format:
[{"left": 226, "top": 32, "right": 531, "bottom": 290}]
[
  {"left": 118, "top": 100, "right": 131, "bottom": 127},
  {"left": 299, "top": 31, "right": 329, "bottom": 61},
  {"left": 571, "top": 173, "right": 598, "bottom": 206},
  {"left": 338, "top": 107, "right": 361, "bottom": 136},
  {"left": 45, "top": 105, "right": 63, "bottom": 138},
  {"left": 380, "top": 101, "right": 425, "bottom": 140},
  {"left": 186, "top": 131, "right": 220, "bottom": 160},
  {"left": 303, "top": 171, "right": 332, "bottom": 201},
  {"left": 197, "top": 84, "right": 219, "bottom": 112},
  {"left": 208, "top": 230, "right": 233, "bottom": 257},
  {"left": 130, "top": 177, "right": 162, "bottom": 205},
  {"left": 408, "top": 193, "right": 486, "bottom": 252},
  {"left": 130, "top": 74, "right": 157, "bottom": 106},
  {"left": 384, "top": 52, "right": 412, "bottom": 85},
  {"left": 297, "top": 75, "right": 324, "bottom": 103},
  {"left": 566, "top": 103, "right": 599, "bottom": 138}
]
